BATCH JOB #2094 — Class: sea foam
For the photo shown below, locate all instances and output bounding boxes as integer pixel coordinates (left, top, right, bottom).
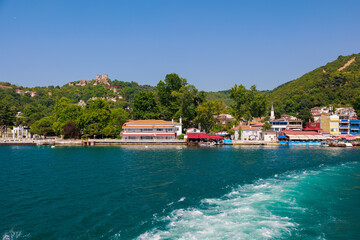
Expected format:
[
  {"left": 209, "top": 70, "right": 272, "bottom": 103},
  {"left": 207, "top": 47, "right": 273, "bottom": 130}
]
[
  {"left": 136, "top": 170, "right": 317, "bottom": 240},
  {"left": 1, "top": 230, "right": 30, "bottom": 240}
]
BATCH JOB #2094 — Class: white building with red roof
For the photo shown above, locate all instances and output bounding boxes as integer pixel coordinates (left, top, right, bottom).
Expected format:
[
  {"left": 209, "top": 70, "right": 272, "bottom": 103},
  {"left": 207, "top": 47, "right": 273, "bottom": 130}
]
[{"left": 120, "top": 119, "right": 182, "bottom": 141}]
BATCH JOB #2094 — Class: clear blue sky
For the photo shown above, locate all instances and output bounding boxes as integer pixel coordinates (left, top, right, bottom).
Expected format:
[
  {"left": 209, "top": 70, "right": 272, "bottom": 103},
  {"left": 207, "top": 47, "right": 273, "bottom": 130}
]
[{"left": 1, "top": 0, "right": 359, "bottom": 91}]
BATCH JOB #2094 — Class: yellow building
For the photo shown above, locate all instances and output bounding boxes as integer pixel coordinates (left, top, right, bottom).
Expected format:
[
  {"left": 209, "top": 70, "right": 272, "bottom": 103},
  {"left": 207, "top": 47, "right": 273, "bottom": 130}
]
[{"left": 320, "top": 114, "right": 339, "bottom": 136}]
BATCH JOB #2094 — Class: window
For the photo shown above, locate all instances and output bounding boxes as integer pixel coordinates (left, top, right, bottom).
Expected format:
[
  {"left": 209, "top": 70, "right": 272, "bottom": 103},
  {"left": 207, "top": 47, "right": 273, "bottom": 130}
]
[
  {"left": 140, "top": 136, "right": 153, "bottom": 139},
  {"left": 141, "top": 128, "right": 153, "bottom": 132},
  {"left": 331, "top": 128, "right": 337, "bottom": 132},
  {"left": 330, "top": 122, "right": 338, "bottom": 126}
]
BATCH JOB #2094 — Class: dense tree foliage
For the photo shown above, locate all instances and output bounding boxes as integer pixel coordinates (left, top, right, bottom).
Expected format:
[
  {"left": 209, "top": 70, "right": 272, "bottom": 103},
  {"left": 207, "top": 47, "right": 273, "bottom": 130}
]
[
  {"left": 157, "top": 73, "right": 188, "bottom": 119},
  {"left": 195, "top": 100, "right": 225, "bottom": 133},
  {"left": 0, "top": 102, "right": 15, "bottom": 136},
  {"left": 229, "top": 84, "right": 267, "bottom": 122},
  {"left": 297, "top": 108, "right": 314, "bottom": 126},
  {"left": 61, "top": 121, "right": 80, "bottom": 139},
  {"left": 154, "top": 73, "right": 206, "bottom": 128},
  {"left": 30, "top": 117, "right": 55, "bottom": 137},
  {"left": 353, "top": 96, "right": 360, "bottom": 119},
  {"left": 133, "top": 92, "right": 160, "bottom": 120}
]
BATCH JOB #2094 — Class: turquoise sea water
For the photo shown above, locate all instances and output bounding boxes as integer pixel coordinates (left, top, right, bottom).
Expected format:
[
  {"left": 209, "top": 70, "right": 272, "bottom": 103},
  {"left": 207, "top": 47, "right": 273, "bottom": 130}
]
[{"left": 0, "top": 145, "right": 359, "bottom": 239}]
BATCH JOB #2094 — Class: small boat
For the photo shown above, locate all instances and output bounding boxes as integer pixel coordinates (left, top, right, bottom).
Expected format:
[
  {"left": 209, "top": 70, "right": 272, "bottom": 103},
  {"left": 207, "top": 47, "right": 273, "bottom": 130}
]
[
  {"left": 345, "top": 143, "right": 353, "bottom": 147},
  {"left": 200, "top": 142, "right": 215, "bottom": 147},
  {"left": 36, "top": 140, "right": 55, "bottom": 146}
]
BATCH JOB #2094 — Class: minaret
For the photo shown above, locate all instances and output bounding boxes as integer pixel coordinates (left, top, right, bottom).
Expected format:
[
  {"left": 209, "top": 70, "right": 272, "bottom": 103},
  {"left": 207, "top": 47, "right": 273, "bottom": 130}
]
[{"left": 270, "top": 104, "right": 275, "bottom": 121}]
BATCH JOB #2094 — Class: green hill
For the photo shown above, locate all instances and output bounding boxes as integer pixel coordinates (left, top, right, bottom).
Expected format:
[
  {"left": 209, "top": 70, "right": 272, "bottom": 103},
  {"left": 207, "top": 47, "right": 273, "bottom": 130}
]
[{"left": 268, "top": 53, "right": 360, "bottom": 115}]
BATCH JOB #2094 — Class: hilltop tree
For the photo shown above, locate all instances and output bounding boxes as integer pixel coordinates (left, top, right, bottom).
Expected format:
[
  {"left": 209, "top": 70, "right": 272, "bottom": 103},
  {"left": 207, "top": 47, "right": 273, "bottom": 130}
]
[
  {"left": 171, "top": 84, "right": 205, "bottom": 128},
  {"left": 157, "top": 73, "right": 187, "bottom": 119}
]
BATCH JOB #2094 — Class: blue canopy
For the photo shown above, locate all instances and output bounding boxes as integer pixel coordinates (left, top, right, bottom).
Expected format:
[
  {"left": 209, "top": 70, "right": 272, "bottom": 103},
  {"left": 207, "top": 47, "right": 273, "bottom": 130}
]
[{"left": 278, "top": 135, "right": 286, "bottom": 139}]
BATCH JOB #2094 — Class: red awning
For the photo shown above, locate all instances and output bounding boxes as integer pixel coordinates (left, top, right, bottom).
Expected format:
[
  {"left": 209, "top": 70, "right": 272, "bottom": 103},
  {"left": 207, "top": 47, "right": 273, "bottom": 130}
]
[
  {"left": 339, "top": 135, "right": 356, "bottom": 140},
  {"left": 121, "top": 133, "right": 175, "bottom": 137},
  {"left": 209, "top": 135, "right": 223, "bottom": 139}
]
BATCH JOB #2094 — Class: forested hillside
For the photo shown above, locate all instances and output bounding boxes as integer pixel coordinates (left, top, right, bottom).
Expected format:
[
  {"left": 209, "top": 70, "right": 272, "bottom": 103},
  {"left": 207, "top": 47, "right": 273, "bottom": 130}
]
[{"left": 268, "top": 53, "right": 360, "bottom": 116}]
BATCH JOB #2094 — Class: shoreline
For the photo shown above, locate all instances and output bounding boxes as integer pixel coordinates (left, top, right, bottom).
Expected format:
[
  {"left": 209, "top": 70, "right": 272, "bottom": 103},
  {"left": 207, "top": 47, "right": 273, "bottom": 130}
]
[{"left": 1, "top": 139, "right": 358, "bottom": 148}]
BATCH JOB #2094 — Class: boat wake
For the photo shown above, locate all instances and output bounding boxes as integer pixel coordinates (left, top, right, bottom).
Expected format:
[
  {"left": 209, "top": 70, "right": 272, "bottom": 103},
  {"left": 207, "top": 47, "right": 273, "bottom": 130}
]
[
  {"left": 137, "top": 162, "right": 358, "bottom": 240},
  {"left": 1, "top": 230, "right": 30, "bottom": 240}
]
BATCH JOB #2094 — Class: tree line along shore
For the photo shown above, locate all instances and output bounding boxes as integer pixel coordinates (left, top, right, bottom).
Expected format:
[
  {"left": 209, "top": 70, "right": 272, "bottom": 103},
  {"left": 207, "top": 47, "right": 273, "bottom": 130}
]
[{"left": 1, "top": 53, "right": 360, "bottom": 140}]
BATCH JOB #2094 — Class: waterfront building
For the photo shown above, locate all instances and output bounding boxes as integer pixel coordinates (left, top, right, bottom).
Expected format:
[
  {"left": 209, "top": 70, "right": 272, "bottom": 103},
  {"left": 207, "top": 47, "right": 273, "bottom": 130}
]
[
  {"left": 261, "top": 130, "right": 277, "bottom": 142},
  {"left": 350, "top": 119, "right": 360, "bottom": 135},
  {"left": 337, "top": 112, "right": 359, "bottom": 135},
  {"left": 270, "top": 118, "right": 287, "bottom": 132},
  {"left": 280, "top": 130, "right": 327, "bottom": 146},
  {"left": 120, "top": 120, "right": 182, "bottom": 141},
  {"left": 270, "top": 114, "right": 302, "bottom": 132},
  {"left": 338, "top": 115, "right": 350, "bottom": 135},
  {"left": 233, "top": 124, "right": 261, "bottom": 141},
  {"left": 320, "top": 113, "right": 339, "bottom": 136},
  {"left": 186, "top": 133, "right": 223, "bottom": 143}
]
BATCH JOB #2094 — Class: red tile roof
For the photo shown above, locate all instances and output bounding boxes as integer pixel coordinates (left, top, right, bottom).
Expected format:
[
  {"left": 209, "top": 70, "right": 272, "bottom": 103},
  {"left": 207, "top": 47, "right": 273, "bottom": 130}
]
[
  {"left": 232, "top": 125, "right": 259, "bottom": 131},
  {"left": 125, "top": 120, "right": 182, "bottom": 125}
]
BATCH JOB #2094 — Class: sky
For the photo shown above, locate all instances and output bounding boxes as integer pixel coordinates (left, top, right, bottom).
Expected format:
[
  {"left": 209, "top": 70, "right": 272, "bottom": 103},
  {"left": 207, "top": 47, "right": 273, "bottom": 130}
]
[{"left": 1, "top": 0, "right": 360, "bottom": 91}]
